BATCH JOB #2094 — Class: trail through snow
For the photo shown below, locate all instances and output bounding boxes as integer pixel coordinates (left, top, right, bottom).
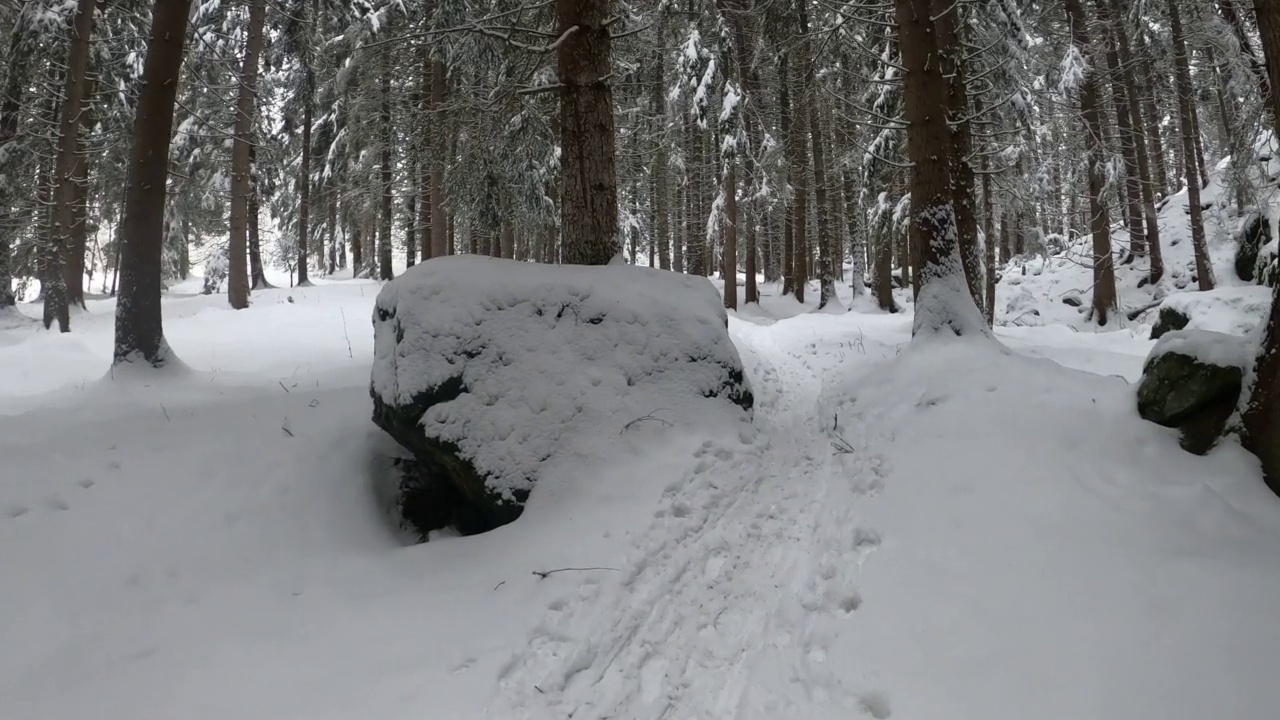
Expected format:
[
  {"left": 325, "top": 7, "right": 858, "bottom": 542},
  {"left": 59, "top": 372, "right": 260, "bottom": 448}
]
[{"left": 492, "top": 319, "right": 895, "bottom": 719}]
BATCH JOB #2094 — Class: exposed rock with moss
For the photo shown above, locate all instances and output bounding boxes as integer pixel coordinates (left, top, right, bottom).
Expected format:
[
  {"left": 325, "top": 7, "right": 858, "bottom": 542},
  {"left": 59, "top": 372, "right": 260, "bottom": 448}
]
[{"left": 1136, "top": 330, "right": 1248, "bottom": 455}]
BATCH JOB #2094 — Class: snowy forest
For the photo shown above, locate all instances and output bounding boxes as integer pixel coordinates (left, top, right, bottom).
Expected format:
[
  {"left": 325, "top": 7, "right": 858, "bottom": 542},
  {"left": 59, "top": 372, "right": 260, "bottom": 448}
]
[{"left": 5, "top": 0, "right": 1280, "bottom": 717}]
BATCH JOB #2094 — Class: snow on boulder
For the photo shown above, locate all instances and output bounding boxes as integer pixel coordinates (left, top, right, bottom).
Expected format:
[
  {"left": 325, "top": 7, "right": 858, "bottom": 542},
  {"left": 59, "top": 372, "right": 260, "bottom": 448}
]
[
  {"left": 370, "top": 256, "right": 754, "bottom": 539},
  {"left": 1136, "top": 329, "right": 1248, "bottom": 455},
  {"left": 1149, "top": 285, "right": 1273, "bottom": 339}
]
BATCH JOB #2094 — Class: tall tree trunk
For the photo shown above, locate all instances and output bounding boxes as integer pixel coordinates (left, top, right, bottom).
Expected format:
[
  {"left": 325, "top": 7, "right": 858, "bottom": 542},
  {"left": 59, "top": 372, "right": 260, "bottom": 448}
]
[
  {"left": 297, "top": 76, "right": 313, "bottom": 286},
  {"left": 650, "top": 14, "right": 670, "bottom": 271},
  {"left": 557, "top": 0, "right": 618, "bottom": 264},
  {"left": 795, "top": 0, "right": 833, "bottom": 308},
  {"left": 1244, "top": 0, "right": 1280, "bottom": 495},
  {"left": 0, "top": 6, "right": 40, "bottom": 310},
  {"left": 63, "top": 82, "right": 94, "bottom": 310},
  {"left": 430, "top": 61, "right": 447, "bottom": 259},
  {"left": 379, "top": 54, "right": 394, "bottom": 281},
  {"left": 1112, "top": 0, "right": 1164, "bottom": 284},
  {"left": 228, "top": 0, "right": 265, "bottom": 308},
  {"left": 327, "top": 190, "right": 338, "bottom": 274},
  {"left": 44, "top": 0, "right": 97, "bottom": 332},
  {"left": 981, "top": 151, "right": 995, "bottom": 327},
  {"left": 114, "top": 0, "right": 194, "bottom": 366},
  {"left": 1169, "top": 0, "right": 1215, "bottom": 291},
  {"left": 1064, "top": 0, "right": 1118, "bottom": 325},
  {"left": 405, "top": 187, "right": 417, "bottom": 268},
  {"left": 934, "top": 0, "right": 983, "bottom": 313},
  {"left": 782, "top": 51, "right": 807, "bottom": 304},
  {"left": 1138, "top": 35, "right": 1174, "bottom": 198},
  {"left": 248, "top": 169, "right": 270, "bottom": 289},
  {"left": 899, "top": 0, "right": 982, "bottom": 335},
  {"left": 1098, "top": 0, "right": 1147, "bottom": 260}
]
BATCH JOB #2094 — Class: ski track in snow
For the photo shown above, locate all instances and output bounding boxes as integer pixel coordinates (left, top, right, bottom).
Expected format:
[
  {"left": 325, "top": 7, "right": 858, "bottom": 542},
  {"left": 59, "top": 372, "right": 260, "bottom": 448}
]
[{"left": 491, "top": 323, "right": 893, "bottom": 720}]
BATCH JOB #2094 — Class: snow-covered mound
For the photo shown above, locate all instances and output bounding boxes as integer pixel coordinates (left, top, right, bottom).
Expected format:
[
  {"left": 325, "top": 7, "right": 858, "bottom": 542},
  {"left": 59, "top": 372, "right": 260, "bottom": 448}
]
[
  {"left": 810, "top": 335, "right": 1280, "bottom": 720},
  {"left": 1154, "top": 284, "right": 1272, "bottom": 338},
  {"left": 996, "top": 164, "right": 1260, "bottom": 330},
  {"left": 370, "top": 256, "right": 754, "bottom": 535}
]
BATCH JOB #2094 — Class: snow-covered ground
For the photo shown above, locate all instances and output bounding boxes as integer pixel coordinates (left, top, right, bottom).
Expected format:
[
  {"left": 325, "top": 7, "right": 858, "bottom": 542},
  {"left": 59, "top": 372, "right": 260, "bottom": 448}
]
[{"left": 3, "top": 261, "right": 1280, "bottom": 719}]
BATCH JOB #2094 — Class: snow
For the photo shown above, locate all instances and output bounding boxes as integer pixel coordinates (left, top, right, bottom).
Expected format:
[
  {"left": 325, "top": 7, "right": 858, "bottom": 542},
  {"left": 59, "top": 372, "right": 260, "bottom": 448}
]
[
  {"left": 1161, "top": 285, "right": 1273, "bottom": 336},
  {"left": 372, "top": 257, "right": 749, "bottom": 502},
  {"left": 3, "top": 259, "right": 1280, "bottom": 720},
  {"left": 1150, "top": 328, "right": 1251, "bottom": 369}
]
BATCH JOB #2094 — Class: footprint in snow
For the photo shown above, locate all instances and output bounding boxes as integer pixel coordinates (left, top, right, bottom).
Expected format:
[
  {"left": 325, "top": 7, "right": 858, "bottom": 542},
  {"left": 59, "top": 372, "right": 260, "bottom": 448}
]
[{"left": 6, "top": 504, "right": 30, "bottom": 519}]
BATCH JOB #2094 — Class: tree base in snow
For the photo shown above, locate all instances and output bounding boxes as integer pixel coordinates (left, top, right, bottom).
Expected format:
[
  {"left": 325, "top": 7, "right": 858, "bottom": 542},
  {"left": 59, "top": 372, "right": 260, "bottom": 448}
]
[
  {"left": 1136, "top": 330, "right": 1247, "bottom": 455},
  {"left": 370, "top": 256, "right": 753, "bottom": 539}
]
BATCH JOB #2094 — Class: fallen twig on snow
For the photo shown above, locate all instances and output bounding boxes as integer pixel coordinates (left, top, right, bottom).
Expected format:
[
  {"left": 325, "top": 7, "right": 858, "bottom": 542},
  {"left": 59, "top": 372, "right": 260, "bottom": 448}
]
[{"left": 532, "top": 566, "right": 619, "bottom": 579}]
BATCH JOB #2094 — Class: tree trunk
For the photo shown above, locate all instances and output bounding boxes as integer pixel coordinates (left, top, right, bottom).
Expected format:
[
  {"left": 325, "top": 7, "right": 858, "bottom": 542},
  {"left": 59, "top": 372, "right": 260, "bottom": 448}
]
[
  {"left": 1138, "top": 34, "right": 1174, "bottom": 198},
  {"left": 981, "top": 152, "right": 996, "bottom": 327},
  {"left": 228, "top": 0, "right": 265, "bottom": 308},
  {"left": 1098, "top": 0, "right": 1146, "bottom": 260},
  {"left": 430, "top": 61, "right": 447, "bottom": 259},
  {"left": 114, "top": 0, "right": 194, "bottom": 366},
  {"left": 934, "top": 0, "right": 983, "bottom": 313},
  {"left": 1169, "top": 0, "right": 1215, "bottom": 291},
  {"left": 44, "top": 0, "right": 97, "bottom": 332},
  {"left": 795, "top": 0, "right": 833, "bottom": 308},
  {"left": 1111, "top": 0, "right": 1164, "bottom": 284},
  {"left": 0, "top": 6, "right": 40, "bottom": 310},
  {"left": 379, "top": 54, "right": 394, "bottom": 281},
  {"left": 500, "top": 223, "right": 515, "bottom": 259},
  {"left": 557, "top": 0, "right": 618, "bottom": 264},
  {"left": 327, "top": 190, "right": 338, "bottom": 274},
  {"left": 248, "top": 171, "right": 271, "bottom": 289},
  {"left": 405, "top": 188, "right": 417, "bottom": 268},
  {"left": 63, "top": 80, "right": 94, "bottom": 310},
  {"left": 650, "top": 16, "right": 670, "bottom": 271},
  {"left": 898, "top": 0, "right": 985, "bottom": 335},
  {"left": 1244, "top": 0, "right": 1280, "bottom": 494},
  {"left": 297, "top": 71, "right": 313, "bottom": 285},
  {"left": 1064, "top": 0, "right": 1118, "bottom": 325},
  {"left": 782, "top": 52, "right": 807, "bottom": 305}
]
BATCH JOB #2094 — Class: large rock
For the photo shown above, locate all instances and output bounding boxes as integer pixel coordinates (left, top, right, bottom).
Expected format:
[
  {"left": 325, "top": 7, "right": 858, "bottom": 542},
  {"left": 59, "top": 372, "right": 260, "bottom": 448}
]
[
  {"left": 1136, "top": 330, "right": 1248, "bottom": 455},
  {"left": 370, "top": 256, "right": 753, "bottom": 538},
  {"left": 1149, "top": 286, "right": 1272, "bottom": 340},
  {"left": 1234, "top": 212, "right": 1269, "bottom": 283}
]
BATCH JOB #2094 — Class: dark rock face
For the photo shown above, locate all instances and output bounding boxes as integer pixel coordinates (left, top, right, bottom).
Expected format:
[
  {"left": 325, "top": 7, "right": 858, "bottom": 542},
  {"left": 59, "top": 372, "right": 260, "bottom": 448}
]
[
  {"left": 1236, "top": 213, "right": 1269, "bottom": 283},
  {"left": 1137, "top": 338, "right": 1245, "bottom": 455},
  {"left": 369, "top": 256, "right": 754, "bottom": 540},
  {"left": 1149, "top": 306, "right": 1190, "bottom": 340}
]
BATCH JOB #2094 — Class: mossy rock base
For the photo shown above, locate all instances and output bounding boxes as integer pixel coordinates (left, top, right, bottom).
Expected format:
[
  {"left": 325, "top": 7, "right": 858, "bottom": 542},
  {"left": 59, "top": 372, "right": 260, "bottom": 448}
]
[
  {"left": 373, "top": 387, "right": 527, "bottom": 539},
  {"left": 1137, "top": 350, "right": 1243, "bottom": 455},
  {"left": 1149, "top": 306, "right": 1190, "bottom": 340}
]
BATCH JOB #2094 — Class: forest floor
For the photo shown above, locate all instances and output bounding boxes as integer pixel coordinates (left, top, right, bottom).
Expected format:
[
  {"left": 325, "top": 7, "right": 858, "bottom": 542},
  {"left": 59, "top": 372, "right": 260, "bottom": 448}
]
[{"left": 3, "top": 265, "right": 1280, "bottom": 719}]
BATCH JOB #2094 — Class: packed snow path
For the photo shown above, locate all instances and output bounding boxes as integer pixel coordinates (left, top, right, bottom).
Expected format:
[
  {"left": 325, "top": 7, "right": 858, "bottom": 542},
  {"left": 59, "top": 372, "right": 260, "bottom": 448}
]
[{"left": 492, "top": 319, "right": 894, "bottom": 719}]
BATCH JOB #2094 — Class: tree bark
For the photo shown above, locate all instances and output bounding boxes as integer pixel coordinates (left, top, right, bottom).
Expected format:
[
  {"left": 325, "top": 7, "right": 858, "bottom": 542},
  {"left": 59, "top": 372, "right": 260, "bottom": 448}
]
[
  {"left": 297, "top": 69, "right": 313, "bottom": 285},
  {"left": 782, "top": 51, "right": 807, "bottom": 304},
  {"left": 1111, "top": 0, "right": 1164, "bottom": 284},
  {"left": 1098, "top": 0, "right": 1146, "bottom": 260},
  {"left": 114, "top": 0, "right": 194, "bottom": 366},
  {"left": 228, "top": 0, "right": 265, "bottom": 308},
  {"left": 44, "top": 0, "right": 97, "bottom": 332},
  {"left": 1064, "top": 0, "right": 1118, "bottom": 325},
  {"left": 379, "top": 53, "right": 394, "bottom": 281},
  {"left": 934, "top": 0, "right": 983, "bottom": 313},
  {"left": 556, "top": 0, "right": 618, "bottom": 264},
  {"left": 1244, "top": 0, "right": 1280, "bottom": 494},
  {"left": 650, "top": 13, "right": 670, "bottom": 271},
  {"left": 1169, "top": 0, "right": 1215, "bottom": 291}
]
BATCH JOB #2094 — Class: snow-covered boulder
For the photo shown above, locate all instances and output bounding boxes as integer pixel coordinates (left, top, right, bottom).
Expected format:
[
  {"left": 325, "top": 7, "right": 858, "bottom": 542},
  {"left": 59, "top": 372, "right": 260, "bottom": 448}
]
[
  {"left": 1149, "top": 286, "right": 1272, "bottom": 340},
  {"left": 1136, "top": 330, "right": 1248, "bottom": 455},
  {"left": 370, "top": 256, "right": 754, "bottom": 538}
]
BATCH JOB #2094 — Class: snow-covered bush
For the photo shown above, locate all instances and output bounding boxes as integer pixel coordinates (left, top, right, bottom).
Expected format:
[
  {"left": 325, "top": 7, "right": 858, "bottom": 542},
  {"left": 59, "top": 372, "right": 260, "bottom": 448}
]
[
  {"left": 370, "top": 256, "right": 754, "bottom": 538},
  {"left": 201, "top": 247, "right": 229, "bottom": 295}
]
